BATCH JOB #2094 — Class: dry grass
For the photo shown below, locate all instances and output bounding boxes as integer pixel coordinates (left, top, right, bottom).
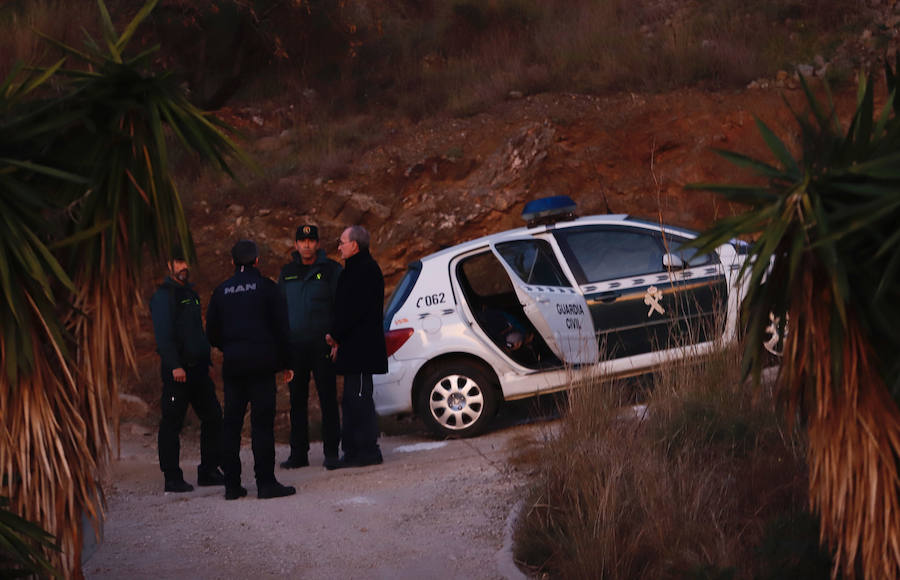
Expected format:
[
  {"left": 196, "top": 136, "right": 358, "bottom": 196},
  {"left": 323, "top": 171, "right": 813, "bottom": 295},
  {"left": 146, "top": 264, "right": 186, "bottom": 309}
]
[
  {"left": 362, "top": 0, "right": 862, "bottom": 118},
  {"left": 175, "top": 111, "right": 388, "bottom": 210},
  {"left": 2, "top": 0, "right": 869, "bottom": 121},
  {"left": 1, "top": 0, "right": 874, "bottom": 187},
  {"left": 512, "top": 341, "right": 828, "bottom": 578}
]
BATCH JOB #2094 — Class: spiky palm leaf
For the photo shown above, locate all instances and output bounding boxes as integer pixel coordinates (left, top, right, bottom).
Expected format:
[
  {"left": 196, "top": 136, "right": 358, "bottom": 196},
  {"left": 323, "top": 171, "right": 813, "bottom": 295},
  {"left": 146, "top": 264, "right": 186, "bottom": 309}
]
[
  {"left": 688, "top": 70, "right": 900, "bottom": 578},
  {"left": 0, "top": 496, "right": 60, "bottom": 578},
  {"left": 1, "top": 59, "right": 88, "bottom": 580},
  {"left": 0, "top": 1, "right": 251, "bottom": 576}
]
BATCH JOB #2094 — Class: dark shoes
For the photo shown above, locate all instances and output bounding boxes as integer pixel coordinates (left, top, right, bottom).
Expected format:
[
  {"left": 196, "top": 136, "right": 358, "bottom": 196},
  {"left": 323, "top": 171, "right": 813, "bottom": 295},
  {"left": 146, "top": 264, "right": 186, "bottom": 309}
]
[
  {"left": 225, "top": 479, "right": 295, "bottom": 500},
  {"left": 164, "top": 479, "right": 194, "bottom": 493},
  {"left": 225, "top": 486, "right": 248, "bottom": 500},
  {"left": 198, "top": 467, "right": 225, "bottom": 487},
  {"left": 166, "top": 467, "right": 224, "bottom": 493},
  {"left": 322, "top": 455, "right": 343, "bottom": 470},
  {"left": 279, "top": 456, "right": 309, "bottom": 469},
  {"left": 327, "top": 452, "right": 384, "bottom": 470},
  {"left": 352, "top": 453, "right": 384, "bottom": 468},
  {"left": 257, "top": 481, "right": 296, "bottom": 499}
]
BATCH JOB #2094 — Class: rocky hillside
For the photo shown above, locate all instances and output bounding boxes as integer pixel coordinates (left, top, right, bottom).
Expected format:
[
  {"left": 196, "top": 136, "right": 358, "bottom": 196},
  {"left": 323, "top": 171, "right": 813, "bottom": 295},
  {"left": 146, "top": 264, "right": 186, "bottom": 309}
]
[{"left": 191, "top": 85, "right": 862, "bottom": 287}]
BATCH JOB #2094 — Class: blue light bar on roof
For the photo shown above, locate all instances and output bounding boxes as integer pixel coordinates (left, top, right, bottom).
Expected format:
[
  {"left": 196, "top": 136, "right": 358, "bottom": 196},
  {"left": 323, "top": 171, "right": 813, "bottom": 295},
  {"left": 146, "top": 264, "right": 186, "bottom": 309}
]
[{"left": 521, "top": 195, "right": 577, "bottom": 226}]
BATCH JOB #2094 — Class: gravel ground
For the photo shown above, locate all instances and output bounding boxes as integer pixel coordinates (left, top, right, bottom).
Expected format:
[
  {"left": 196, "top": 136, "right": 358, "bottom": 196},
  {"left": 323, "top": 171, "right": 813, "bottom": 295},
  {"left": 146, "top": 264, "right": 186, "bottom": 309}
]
[{"left": 81, "top": 419, "right": 539, "bottom": 579}]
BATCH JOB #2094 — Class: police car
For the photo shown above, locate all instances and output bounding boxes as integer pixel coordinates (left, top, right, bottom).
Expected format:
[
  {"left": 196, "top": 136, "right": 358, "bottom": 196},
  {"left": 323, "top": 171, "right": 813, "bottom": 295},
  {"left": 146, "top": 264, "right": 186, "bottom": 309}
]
[{"left": 376, "top": 196, "right": 748, "bottom": 437}]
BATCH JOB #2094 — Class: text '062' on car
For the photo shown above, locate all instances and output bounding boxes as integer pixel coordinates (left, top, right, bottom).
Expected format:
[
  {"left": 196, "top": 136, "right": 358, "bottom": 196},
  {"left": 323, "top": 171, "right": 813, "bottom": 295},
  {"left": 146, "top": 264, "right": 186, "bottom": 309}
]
[{"left": 376, "top": 196, "right": 751, "bottom": 438}]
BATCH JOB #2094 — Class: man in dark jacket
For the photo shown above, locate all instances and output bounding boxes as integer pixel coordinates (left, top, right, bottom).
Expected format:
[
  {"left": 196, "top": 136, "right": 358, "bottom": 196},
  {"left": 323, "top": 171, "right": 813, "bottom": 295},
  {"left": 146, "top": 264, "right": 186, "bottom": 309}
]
[
  {"left": 206, "top": 240, "right": 296, "bottom": 500},
  {"left": 278, "top": 224, "right": 343, "bottom": 470},
  {"left": 149, "top": 246, "right": 224, "bottom": 493},
  {"left": 326, "top": 225, "right": 388, "bottom": 469}
]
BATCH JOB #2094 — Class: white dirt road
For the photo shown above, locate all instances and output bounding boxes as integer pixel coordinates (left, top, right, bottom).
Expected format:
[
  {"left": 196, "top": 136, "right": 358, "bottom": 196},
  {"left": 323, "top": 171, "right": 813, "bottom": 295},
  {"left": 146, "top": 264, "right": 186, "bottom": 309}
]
[{"left": 81, "top": 419, "right": 540, "bottom": 580}]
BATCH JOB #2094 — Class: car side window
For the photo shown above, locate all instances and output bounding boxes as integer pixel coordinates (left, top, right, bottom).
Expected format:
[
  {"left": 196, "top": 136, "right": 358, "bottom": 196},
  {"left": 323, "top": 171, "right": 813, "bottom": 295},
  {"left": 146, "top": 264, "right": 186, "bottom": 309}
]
[
  {"left": 664, "top": 235, "right": 715, "bottom": 267},
  {"left": 495, "top": 240, "right": 570, "bottom": 287},
  {"left": 458, "top": 252, "right": 515, "bottom": 297},
  {"left": 554, "top": 227, "right": 665, "bottom": 284}
]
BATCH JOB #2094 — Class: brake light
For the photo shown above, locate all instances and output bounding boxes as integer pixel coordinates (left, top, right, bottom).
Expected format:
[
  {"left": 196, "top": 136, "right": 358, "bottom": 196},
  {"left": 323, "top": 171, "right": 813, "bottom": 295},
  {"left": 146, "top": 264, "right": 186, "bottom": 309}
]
[{"left": 385, "top": 328, "right": 414, "bottom": 357}]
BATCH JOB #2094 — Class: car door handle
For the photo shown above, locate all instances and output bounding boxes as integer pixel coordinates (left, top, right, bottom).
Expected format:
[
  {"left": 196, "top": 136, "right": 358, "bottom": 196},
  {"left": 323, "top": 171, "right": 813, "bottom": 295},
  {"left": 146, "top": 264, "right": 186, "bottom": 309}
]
[
  {"left": 597, "top": 291, "right": 621, "bottom": 303},
  {"left": 536, "top": 297, "right": 550, "bottom": 304}
]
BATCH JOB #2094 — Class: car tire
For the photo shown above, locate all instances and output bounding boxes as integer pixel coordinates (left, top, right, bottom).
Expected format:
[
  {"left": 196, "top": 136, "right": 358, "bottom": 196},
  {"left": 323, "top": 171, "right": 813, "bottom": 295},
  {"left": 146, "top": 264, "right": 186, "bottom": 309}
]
[{"left": 416, "top": 361, "right": 499, "bottom": 438}]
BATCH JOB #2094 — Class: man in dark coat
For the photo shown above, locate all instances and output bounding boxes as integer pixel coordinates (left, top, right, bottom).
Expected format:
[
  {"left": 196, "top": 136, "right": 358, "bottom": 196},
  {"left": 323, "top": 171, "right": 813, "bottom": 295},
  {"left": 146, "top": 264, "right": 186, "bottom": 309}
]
[
  {"left": 326, "top": 225, "right": 388, "bottom": 469},
  {"left": 278, "top": 224, "right": 342, "bottom": 470},
  {"left": 149, "top": 246, "right": 224, "bottom": 493},
  {"left": 206, "top": 240, "right": 296, "bottom": 500}
]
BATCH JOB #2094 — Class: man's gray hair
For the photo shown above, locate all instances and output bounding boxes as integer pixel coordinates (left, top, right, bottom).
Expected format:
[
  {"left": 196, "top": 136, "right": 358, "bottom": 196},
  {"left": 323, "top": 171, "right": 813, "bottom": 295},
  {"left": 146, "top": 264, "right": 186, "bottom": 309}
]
[{"left": 346, "top": 225, "right": 370, "bottom": 250}]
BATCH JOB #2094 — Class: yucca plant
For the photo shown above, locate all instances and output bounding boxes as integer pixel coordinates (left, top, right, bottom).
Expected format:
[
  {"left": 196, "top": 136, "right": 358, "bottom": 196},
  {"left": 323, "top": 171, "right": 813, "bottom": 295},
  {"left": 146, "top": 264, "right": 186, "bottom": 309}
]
[
  {"left": 0, "top": 496, "right": 60, "bottom": 578},
  {"left": 688, "top": 66, "right": 900, "bottom": 578},
  {"left": 0, "top": 1, "right": 250, "bottom": 576}
]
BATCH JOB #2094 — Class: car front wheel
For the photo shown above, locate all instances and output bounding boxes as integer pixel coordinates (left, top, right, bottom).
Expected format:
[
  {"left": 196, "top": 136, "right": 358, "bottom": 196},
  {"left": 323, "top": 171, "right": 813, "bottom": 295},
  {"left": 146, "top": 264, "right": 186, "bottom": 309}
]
[{"left": 417, "top": 361, "right": 499, "bottom": 438}]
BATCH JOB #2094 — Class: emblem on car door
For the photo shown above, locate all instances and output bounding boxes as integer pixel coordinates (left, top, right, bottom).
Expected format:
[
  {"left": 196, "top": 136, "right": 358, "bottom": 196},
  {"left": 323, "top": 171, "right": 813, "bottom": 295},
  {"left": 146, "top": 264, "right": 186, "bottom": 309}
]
[{"left": 643, "top": 286, "right": 665, "bottom": 317}]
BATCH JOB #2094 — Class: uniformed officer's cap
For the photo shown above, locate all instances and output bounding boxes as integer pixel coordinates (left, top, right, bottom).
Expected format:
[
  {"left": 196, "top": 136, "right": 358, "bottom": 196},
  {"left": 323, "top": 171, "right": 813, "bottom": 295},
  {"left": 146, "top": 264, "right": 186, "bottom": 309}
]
[
  {"left": 231, "top": 239, "right": 258, "bottom": 266},
  {"left": 296, "top": 224, "right": 318, "bottom": 241}
]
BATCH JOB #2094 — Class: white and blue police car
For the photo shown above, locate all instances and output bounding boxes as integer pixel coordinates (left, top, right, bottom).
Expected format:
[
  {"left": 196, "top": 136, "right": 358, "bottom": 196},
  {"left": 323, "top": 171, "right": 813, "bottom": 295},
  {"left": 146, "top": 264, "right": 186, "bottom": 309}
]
[{"left": 376, "top": 196, "right": 749, "bottom": 437}]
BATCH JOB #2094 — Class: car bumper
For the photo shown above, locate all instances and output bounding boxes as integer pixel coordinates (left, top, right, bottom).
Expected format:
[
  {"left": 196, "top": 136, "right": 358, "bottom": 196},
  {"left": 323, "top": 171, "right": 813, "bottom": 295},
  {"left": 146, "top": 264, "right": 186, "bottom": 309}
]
[{"left": 374, "top": 358, "right": 415, "bottom": 416}]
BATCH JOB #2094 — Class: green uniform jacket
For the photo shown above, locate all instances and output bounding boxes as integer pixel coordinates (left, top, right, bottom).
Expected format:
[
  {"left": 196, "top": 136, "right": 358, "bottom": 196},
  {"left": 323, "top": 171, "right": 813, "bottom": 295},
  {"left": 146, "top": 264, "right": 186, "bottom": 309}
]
[{"left": 278, "top": 249, "right": 342, "bottom": 345}]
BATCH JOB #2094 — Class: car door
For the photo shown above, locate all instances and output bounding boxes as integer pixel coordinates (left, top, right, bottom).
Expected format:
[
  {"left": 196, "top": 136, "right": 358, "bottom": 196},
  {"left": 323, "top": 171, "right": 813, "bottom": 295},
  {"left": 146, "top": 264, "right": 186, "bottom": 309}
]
[
  {"left": 552, "top": 224, "right": 727, "bottom": 359},
  {"left": 489, "top": 237, "right": 599, "bottom": 365}
]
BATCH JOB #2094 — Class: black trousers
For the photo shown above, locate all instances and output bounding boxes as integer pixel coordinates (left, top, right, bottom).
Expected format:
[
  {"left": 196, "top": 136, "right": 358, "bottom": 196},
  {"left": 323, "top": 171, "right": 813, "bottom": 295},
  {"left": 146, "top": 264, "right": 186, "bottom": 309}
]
[
  {"left": 340, "top": 373, "right": 380, "bottom": 462},
  {"left": 288, "top": 341, "right": 340, "bottom": 459},
  {"left": 222, "top": 373, "right": 277, "bottom": 487},
  {"left": 158, "top": 365, "right": 223, "bottom": 481}
]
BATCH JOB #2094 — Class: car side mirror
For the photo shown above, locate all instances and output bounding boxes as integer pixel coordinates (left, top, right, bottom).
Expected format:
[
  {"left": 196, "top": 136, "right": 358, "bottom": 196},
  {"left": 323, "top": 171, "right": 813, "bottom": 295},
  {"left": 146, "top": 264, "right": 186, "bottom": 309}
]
[{"left": 662, "top": 253, "right": 685, "bottom": 269}]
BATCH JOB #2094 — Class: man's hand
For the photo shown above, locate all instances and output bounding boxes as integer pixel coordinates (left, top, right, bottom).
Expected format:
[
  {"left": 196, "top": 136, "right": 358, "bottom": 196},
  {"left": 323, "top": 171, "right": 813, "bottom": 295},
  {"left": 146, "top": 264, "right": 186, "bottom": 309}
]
[
  {"left": 172, "top": 367, "right": 187, "bottom": 382},
  {"left": 325, "top": 333, "right": 339, "bottom": 362},
  {"left": 505, "top": 331, "right": 524, "bottom": 351}
]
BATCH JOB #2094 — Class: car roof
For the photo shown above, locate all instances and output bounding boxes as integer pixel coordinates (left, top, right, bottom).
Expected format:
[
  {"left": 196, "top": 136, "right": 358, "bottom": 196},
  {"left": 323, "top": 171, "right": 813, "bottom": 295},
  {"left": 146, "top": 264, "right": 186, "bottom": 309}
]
[
  {"left": 413, "top": 213, "right": 703, "bottom": 267},
  {"left": 417, "top": 214, "right": 634, "bottom": 263}
]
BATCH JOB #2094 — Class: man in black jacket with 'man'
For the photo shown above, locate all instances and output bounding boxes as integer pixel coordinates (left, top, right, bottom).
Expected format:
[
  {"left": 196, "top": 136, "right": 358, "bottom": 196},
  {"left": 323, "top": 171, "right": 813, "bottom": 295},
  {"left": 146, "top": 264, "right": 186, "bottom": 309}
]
[
  {"left": 207, "top": 240, "right": 296, "bottom": 500},
  {"left": 326, "top": 225, "right": 388, "bottom": 469}
]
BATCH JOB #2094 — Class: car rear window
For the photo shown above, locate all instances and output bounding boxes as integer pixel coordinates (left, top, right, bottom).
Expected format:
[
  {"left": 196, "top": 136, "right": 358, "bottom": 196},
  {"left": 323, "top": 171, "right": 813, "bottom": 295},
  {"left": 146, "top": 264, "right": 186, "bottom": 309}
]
[{"left": 384, "top": 261, "right": 421, "bottom": 331}]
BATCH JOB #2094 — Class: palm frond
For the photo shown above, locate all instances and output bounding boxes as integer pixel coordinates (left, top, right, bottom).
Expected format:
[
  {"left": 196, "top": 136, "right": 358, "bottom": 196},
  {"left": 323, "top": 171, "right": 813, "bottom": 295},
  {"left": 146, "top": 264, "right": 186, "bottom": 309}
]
[
  {"left": 756, "top": 118, "right": 802, "bottom": 179},
  {"left": 0, "top": 1, "right": 251, "bottom": 576},
  {"left": 0, "top": 496, "right": 61, "bottom": 578},
  {"left": 688, "top": 71, "right": 900, "bottom": 578},
  {"left": 115, "top": 0, "right": 159, "bottom": 56}
]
